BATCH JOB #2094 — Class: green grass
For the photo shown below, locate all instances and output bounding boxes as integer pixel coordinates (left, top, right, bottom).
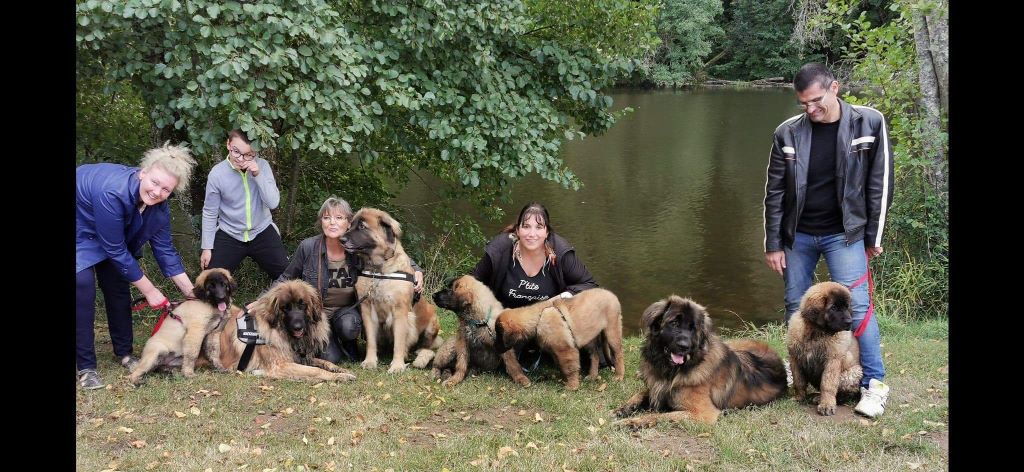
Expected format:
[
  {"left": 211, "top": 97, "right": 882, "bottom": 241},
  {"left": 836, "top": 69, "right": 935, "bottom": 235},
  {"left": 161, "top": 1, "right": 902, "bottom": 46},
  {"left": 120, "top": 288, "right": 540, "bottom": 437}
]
[{"left": 77, "top": 309, "right": 948, "bottom": 471}]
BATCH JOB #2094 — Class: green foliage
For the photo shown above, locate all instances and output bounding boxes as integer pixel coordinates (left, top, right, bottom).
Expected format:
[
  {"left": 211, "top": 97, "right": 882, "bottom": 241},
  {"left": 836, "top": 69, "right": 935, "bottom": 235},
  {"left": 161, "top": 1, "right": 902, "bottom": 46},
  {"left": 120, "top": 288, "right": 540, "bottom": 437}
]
[
  {"left": 643, "top": 0, "right": 724, "bottom": 87},
  {"left": 77, "top": 0, "right": 638, "bottom": 255},
  {"left": 523, "top": 0, "right": 661, "bottom": 62},
  {"left": 714, "top": 0, "right": 809, "bottom": 80},
  {"left": 809, "top": 0, "right": 948, "bottom": 317},
  {"left": 75, "top": 73, "right": 152, "bottom": 165}
]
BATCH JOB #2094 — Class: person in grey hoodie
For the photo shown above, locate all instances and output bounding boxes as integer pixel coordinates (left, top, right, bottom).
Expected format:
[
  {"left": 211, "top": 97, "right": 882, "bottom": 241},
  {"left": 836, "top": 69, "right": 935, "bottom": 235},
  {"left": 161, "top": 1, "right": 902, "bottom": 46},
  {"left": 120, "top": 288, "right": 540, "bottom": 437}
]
[{"left": 200, "top": 129, "right": 289, "bottom": 280}]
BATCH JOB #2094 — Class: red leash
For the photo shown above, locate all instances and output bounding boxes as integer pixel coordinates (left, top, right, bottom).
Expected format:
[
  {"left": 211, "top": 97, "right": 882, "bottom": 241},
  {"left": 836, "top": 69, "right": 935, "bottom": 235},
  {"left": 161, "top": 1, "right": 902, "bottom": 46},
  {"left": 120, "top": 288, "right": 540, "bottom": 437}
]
[
  {"left": 848, "top": 263, "right": 875, "bottom": 338},
  {"left": 131, "top": 298, "right": 176, "bottom": 336}
]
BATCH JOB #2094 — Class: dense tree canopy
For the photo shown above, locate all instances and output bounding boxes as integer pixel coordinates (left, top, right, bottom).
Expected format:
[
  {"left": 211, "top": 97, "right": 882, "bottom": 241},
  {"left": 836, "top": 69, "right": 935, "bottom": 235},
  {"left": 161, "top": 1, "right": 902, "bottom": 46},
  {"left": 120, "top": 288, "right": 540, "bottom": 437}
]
[{"left": 77, "top": 0, "right": 636, "bottom": 211}]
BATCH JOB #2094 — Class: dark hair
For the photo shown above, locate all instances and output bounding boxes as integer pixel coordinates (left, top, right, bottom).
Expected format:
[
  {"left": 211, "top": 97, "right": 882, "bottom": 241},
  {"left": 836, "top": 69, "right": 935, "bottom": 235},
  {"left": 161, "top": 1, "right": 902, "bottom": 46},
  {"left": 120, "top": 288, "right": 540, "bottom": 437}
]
[
  {"left": 502, "top": 202, "right": 554, "bottom": 235},
  {"left": 227, "top": 128, "right": 251, "bottom": 145},
  {"left": 793, "top": 63, "right": 836, "bottom": 93}
]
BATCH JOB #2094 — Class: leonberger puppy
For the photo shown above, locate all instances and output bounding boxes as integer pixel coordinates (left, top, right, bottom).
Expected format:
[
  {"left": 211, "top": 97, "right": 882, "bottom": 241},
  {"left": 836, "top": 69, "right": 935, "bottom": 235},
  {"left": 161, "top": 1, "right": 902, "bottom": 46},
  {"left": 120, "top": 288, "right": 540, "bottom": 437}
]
[
  {"left": 614, "top": 296, "right": 787, "bottom": 427},
  {"left": 431, "top": 276, "right": 505, "bottom": 387},
  {"left": 128, "top": 268, "right": 235, "bottom": 385},
  {"left": 341, "top": 207, "right": 441, "bottom": 373},
  {"left": 437, "top": 275, "right": 624, "bottom": 390},
  {"left": 786, "top": 281, "right": 863, "bottom": 416},
  {"left": 207, "top": 279, "right": 356, "bottom": 382}
]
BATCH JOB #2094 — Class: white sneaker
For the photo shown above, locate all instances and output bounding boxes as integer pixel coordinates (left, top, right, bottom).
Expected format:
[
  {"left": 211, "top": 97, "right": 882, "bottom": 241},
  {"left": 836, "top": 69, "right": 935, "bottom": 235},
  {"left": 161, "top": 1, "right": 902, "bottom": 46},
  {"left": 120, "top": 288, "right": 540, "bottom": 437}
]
[
  {"left": 783, "top": 359, "right": 793, "bottom": 387},
  {"left": 854, "top": 378, "right": 890, "bottom": 418}
]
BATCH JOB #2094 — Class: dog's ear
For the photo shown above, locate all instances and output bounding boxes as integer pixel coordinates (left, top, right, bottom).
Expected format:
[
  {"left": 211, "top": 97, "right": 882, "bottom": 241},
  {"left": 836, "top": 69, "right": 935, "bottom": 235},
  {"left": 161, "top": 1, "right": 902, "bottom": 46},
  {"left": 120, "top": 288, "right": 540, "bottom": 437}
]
[
  {"left": 799, "top": 286, "right": 828, "bottom": 323},
  {"left": 193, "top": 278, "right": 209, "bottom": 301},
  {"left": 641, "top": 298, "right": 671, "bottom": 336},
  {"left": 228, "top": 275, "right": 238, "bottom": 296},
  {"left": 380, "top": 212, "right": 402, "bottom": 243},
  {"left": 695, "top": 305, "right": 712, "bottom": 352},
  {"left": 493, "top": 319, "right": 507, "bottom": 353},
  {"left": 265, "top": 289, "right": 282, "bottom": 328},
  {"left": 304, "top": 283, "right": 323, "bottom": 321}
]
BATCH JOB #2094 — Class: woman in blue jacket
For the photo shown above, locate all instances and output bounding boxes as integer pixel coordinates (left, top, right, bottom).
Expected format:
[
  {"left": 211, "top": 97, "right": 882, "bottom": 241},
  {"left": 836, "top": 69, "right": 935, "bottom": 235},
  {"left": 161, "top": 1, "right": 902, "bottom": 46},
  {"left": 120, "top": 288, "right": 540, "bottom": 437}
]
[{"left": 76, "top": 143, "right": 198, "bottom": 390}]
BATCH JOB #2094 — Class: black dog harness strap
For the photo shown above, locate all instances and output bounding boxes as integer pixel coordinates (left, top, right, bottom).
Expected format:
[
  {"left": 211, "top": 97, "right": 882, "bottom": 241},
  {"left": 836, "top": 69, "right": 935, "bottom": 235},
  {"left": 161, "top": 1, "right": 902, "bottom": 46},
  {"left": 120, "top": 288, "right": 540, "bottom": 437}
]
[{"left": 236, "top": 307, "right": 266, "bottom": 372}]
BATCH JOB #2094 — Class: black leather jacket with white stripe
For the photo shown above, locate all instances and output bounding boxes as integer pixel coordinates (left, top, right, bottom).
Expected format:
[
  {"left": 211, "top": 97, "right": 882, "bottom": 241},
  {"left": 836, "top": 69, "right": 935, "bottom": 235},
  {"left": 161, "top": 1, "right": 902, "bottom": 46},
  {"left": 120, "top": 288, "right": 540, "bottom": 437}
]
[{"left": 763, "top": 99, "right": 894, "bottom": 252}]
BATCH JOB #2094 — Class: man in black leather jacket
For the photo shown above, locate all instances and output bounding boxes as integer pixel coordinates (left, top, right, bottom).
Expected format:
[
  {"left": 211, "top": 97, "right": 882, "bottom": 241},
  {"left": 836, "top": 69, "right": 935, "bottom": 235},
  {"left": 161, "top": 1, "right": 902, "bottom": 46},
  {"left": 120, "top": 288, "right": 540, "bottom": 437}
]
[{"left": 763, "top": 63, "right": 893, "bottom": 418}]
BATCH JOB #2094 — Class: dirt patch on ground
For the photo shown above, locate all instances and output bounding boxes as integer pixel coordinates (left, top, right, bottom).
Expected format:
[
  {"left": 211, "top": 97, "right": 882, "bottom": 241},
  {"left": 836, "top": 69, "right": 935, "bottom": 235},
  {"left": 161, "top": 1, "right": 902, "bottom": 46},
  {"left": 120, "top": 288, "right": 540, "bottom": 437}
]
[
  {"left": 401, "top": 406, "right": 537, "bottom": 447},
  {"left": 929, "top": 430, "right": 948, "bottom": 455},
  {"left": 642, "top": 431, "right": 717, "bottom": 462},
  {"left": 243, "top": 413, "right": 309, "bottom": 439}
]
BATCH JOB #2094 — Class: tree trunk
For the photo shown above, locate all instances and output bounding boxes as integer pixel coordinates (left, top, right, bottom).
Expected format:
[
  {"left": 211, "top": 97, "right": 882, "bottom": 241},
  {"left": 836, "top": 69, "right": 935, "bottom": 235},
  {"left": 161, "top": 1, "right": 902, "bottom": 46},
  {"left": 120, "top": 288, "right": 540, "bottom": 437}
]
[
  {"left": 283, "top": 148, "right": 303, "bottom": 239},
  {"left": 925, "top": 2, "right": 948, "bottom": 115},
  {"left": 911, "top": 1, "right": 947, "bottom": 190}
]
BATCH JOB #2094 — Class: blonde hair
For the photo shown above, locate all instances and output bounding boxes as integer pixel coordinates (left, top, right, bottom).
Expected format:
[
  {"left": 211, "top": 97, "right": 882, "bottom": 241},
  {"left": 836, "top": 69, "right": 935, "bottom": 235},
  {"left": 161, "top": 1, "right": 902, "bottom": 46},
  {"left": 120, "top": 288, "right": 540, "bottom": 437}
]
[{"left": 139, "top": 141, "right": 197, "bottom": 192}]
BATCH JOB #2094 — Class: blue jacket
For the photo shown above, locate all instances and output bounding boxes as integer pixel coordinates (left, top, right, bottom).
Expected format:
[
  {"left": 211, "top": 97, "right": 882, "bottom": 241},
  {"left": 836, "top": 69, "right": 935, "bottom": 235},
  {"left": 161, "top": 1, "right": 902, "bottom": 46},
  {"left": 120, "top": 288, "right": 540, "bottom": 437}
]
[{"left": 76, "top": 163, "right": 186, "bottom": 281}]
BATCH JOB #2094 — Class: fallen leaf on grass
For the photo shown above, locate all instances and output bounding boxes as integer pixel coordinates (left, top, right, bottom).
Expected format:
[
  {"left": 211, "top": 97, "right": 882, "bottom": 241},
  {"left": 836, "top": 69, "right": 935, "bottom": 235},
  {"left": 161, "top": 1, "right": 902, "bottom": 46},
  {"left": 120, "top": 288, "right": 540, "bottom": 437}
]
[
  {"left": 117, "top": 426, "right": 134, "bottom": 433},
  {"left": 130, "top": 440, "right": 147, "bottom": 448},
  {"left": 327, "top": 437, "right": 335, "bottom": 446},
  {"left": 497, "top": 446, "right": 518, "bottom": 459},
  {"left": 190, "top": 407, "right": 202, "bottom": 416},
  {"left": 173, "top": 411, "right": 187, "bottom": 418},
  {"left": 218, "top": 444, "right": 232, "bottom": 453},
  {"left": 534, "top": 413, "right": 544, "bottom": 423},
  {"left": 597, "top": 383, "right": 607, "bottom": 392}
]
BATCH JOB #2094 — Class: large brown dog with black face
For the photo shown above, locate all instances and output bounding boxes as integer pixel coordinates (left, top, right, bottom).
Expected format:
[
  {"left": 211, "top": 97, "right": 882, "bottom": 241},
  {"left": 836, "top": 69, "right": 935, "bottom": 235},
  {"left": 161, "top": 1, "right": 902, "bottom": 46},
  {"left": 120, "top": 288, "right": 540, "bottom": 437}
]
[
  {"left": 787, "top": 281, "right": 863, "bottom": 416},
  {"left": 431, "top": 276, "right": 505, "bottom": 387},
  {"left": 129, "top": 268, "right": 236, "bottom": 385},
  {"left": 614, "top": 296, "right": 787, "bottom": 427},
  {"left": 341, "top": 207, "right": 441, "bottom": 373},
  {"left": 208, "top": 279, "right": 356, "bottom": 382},
  {"left": 438, "top": 275, "right": 625, "bottom": 390}
]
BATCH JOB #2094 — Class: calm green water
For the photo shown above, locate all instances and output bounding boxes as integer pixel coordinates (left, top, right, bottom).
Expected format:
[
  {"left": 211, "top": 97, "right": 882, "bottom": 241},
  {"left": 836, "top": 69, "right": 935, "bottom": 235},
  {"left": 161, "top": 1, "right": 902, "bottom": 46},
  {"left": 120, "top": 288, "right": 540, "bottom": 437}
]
[{"left": 397, "top": 88, "right": 804, "bottom": 336}]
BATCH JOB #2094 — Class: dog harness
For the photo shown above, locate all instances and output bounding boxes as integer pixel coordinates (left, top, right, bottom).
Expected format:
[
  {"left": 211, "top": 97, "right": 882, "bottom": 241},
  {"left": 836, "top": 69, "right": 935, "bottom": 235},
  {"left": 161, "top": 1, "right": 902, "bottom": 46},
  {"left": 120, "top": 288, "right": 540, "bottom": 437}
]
[
  {"left": 359, "top": 270, "right": 421, "bottom": 304},
  {"left": 468, "top": 307, "right": 495, "bottom": 331},
  {"left": 551, "top": 300, "right": 578, "bottom": 348},
  {"left": 236, "top": 306, "right": 267, "bottom": 372}
]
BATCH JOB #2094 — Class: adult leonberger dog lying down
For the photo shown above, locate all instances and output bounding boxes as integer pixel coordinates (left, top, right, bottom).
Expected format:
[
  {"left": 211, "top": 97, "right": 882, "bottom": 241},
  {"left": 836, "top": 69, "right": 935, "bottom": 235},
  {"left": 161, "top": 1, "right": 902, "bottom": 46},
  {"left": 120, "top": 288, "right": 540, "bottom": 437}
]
[
  {"left": 433, "top": 275, "right": 624, "bottom": 390},
  {"left": 341, "top": 207, "right": 441, "bottom": 374},
  {"left": 129, "top": 268, "right": 235, "bottom": 385},
  {"left": 206, "top": 279, "right": 356, "bottom": 382},
  {"left": 786, "top": 281, "right": 863, "bottom": 416},
  {"left": 614, "top": 296, "right": 787, "bottom": 427}
]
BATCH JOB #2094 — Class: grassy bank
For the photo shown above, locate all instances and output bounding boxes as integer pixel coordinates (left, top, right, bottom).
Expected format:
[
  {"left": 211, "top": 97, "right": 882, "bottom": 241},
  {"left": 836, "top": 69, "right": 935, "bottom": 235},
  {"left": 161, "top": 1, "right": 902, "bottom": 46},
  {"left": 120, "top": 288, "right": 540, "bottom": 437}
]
[{"left": 76, "top": 308, "right": 947, "bottom": 471}]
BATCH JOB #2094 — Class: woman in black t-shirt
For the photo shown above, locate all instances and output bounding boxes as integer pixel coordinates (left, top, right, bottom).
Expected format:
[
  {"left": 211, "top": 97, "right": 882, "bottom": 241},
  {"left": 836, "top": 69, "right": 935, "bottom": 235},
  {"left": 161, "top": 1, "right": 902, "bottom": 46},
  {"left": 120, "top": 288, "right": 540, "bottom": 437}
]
[{"left": 471, "top": 202, "right": 600, "bottom": 371}]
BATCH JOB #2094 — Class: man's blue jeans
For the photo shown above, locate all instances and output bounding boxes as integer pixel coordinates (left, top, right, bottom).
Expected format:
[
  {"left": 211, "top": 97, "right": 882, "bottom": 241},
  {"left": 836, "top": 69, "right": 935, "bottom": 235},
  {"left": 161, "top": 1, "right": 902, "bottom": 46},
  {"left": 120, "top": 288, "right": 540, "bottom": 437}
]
[{"left": 783, "top": 232, "right": 885, "bottom": 388}]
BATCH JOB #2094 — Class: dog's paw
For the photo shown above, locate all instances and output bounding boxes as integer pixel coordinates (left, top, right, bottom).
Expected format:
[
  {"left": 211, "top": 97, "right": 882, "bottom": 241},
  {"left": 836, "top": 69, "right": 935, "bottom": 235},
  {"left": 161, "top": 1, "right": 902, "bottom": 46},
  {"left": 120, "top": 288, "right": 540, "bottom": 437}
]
[
  {"left": 334, "top": 372, "right": 357, "bottom": 382},
  {"left": 387, "top": 361, "right": 407, "bottom": 374},
  {"left": 361, "top": 358, "right": 378, "bottom": 370},
  {"left": 411, "top": 354, "right": 433, "bottom": 369},
  {"left": 512, "top": 376, "right": 531, "bottom": 388},
  {"left": 442, "top": 377, "right": 460, "bottom": 388},
  {"left": 613, "top": 416, "right": 655, "bottom": 430},
  {"left": 816, "top": 401, "right": 837, "bottom": 416}
]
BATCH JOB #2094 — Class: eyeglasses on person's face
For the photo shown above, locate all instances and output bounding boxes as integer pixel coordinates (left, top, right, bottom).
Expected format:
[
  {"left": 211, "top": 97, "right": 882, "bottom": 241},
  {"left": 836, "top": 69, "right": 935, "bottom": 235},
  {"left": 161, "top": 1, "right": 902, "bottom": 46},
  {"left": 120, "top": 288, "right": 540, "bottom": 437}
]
[{"left": 229, "top": 146, "right": 257, "bottom": 161}]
